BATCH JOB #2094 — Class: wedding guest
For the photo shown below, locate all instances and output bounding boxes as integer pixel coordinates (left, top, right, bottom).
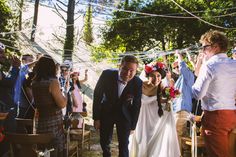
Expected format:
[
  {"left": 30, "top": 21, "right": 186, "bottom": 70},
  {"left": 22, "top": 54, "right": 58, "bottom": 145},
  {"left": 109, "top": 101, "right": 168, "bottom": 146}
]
[
  {"left": 93, "top": 55, "right": 142, "bottom": 157},
  {"left": 59, "top": 61, "right": 72, "bottom": 117},
  {"left": 192, "top": 30, "right": 236, "bottom": 157},
  {"left": 71, "top": 69, "right": 88, "bottom": 113},
  {"left": 0, "top": 42, "right": 20, "bottom": 112},
  {"left": 0, "top": 42, "right": 20, "bottom": 156},
  {"left": 32, "top": 55, "right": 67, "bottom": 157},
  {"left": 172, "top": 51, "right": 195, "bottom": 150},
  {"left": 14, "top": 54, "right": 36, "bottom": 118}
]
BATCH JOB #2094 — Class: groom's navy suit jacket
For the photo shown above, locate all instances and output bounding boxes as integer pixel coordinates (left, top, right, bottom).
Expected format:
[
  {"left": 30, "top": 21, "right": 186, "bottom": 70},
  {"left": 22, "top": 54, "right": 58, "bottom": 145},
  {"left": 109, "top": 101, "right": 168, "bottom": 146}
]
[{"left": 93, "top": 69, "right": 142, "bottom": 130}]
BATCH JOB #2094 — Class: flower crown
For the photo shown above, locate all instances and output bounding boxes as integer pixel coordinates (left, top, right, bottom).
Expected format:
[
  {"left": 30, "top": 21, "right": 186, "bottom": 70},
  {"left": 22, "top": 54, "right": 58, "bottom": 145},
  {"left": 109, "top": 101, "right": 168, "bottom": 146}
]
[{"left": 144, "top": 62, "right": 166, "bottom": 74}]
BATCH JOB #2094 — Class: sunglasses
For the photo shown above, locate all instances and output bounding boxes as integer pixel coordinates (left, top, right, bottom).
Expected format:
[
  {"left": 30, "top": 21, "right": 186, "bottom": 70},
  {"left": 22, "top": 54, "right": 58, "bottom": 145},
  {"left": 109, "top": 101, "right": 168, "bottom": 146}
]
[
  {"left": 173, "top": 66, "right": 179, "bottom": 69},
  {"left": 61, "top": 69, "right": 69, "bottom": 72},
  {"left": 201, "top": 44, "right": 212, "bottom": 50}
]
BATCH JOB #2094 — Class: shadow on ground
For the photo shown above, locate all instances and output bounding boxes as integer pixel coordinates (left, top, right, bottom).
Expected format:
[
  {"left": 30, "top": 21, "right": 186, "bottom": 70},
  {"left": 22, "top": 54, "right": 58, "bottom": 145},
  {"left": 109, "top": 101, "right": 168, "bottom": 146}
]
[{"left": 82, "top": 127, "right": 119, "bottom": 157}]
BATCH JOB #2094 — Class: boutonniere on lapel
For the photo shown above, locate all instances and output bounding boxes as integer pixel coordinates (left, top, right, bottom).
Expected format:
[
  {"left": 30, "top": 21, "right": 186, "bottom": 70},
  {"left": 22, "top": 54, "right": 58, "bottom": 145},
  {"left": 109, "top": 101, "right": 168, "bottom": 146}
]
[{"left": 125, "top": 94, "right": 134, "bottom": 104}]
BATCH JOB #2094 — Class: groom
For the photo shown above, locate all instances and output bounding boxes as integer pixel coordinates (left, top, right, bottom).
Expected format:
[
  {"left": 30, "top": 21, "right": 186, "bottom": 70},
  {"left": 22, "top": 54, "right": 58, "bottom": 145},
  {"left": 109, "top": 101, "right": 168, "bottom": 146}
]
[{"left": 93, "top": 55, "right": 142, "bottom": 157}]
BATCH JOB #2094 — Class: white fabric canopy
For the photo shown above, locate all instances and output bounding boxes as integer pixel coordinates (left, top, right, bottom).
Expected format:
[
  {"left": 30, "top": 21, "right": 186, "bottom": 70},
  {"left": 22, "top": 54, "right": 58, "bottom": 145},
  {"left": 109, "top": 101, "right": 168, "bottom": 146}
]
[{"left": 129, "top": 95, "right": 180, "bottom": 157}]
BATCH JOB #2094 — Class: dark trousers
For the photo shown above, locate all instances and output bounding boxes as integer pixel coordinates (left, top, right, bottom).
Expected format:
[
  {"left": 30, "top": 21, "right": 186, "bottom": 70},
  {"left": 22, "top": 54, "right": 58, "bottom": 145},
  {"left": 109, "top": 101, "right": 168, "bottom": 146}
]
[{"left": 100, "top": 114, "right": 131, "bottom": 157}]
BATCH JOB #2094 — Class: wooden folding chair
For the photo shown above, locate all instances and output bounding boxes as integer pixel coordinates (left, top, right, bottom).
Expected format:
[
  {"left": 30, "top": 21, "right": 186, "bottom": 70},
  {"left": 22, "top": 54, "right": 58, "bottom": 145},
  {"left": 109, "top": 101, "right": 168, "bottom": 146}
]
[
  {"left": 6, "top": 132, "right": 54, "bottom": 157},
  {"left": 181, "top": 136, "right": 205, "bottom": 157},
  {"left": 69, "top": 112, "right": 91, "bottom": 156},
  {"left": 15, "top": 118, "right": 33, "bottom": 134}
]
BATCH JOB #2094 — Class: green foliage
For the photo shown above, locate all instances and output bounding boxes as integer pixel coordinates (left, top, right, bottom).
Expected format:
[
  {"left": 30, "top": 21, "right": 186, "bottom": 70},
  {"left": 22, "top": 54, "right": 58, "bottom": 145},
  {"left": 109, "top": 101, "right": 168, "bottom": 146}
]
[
  {"left": 0, "top": 0, "right": 19, "bottom": 54},
  {"left": 83, "top": 4, "right": 94, "bottom": 45},
  {"left": 92, "top": 0, "right": 236, "bottom": 65}
]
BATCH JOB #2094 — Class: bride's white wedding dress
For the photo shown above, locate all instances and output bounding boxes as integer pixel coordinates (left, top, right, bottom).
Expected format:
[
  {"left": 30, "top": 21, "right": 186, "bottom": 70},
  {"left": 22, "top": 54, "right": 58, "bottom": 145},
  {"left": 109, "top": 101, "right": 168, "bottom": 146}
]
[{"left": 129, "top": 94, "right": 180, "bottom": 157}]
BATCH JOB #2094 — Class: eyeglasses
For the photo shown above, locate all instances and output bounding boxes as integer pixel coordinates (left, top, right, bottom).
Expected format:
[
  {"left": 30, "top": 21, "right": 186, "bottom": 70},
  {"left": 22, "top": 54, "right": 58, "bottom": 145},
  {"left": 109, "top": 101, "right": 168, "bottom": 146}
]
[
  {"left": 61, "top": 69, "right": 69, "bottom": 72},
  {"left": 173, "top": 66, "right": 179, "bottom": 69},
  {"left": 201, "top": 44, "right": 212, "bottom": 50}
]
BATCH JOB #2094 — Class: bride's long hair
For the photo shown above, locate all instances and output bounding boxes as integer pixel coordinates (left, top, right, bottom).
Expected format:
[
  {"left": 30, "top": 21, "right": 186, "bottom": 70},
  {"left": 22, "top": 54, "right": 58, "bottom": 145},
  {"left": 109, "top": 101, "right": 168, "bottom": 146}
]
[
  {"left": 144, "top": 62, "right": 167, "bottom": 117},
  {"left": 156, "top": 83, "right": 164, "bottom": 117}
]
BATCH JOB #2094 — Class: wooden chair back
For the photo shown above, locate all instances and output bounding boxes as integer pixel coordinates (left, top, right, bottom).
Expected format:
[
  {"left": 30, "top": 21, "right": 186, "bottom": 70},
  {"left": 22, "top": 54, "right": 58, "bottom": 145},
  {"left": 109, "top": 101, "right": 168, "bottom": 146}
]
[
  {"left": 69, "top": 112, "right": 91, "bottom": 156},
  {"left": 15, "top": 118, "right": 33, "bottom": 134},
  {"left": 6, "top": 132, "right": 53, "bottom": 157}
]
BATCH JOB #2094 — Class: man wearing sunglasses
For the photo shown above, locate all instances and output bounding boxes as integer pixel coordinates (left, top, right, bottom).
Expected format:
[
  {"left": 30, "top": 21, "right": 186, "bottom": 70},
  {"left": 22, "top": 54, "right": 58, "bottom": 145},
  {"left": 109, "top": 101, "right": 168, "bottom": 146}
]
[
  {"left": 172, "top": 51, "right": 195, "bottom": 151},
  {"left": 192, "top": 30, "right": 236, "bottom": 157},
  {"left": 59, "top": 61, "right": 72, "bottom": 118}
]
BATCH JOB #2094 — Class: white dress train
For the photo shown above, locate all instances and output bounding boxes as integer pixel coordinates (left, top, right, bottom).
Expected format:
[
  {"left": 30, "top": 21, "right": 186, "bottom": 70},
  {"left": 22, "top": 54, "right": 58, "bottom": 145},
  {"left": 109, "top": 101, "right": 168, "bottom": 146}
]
[{"left": 129, "top": 94, "right": 180, "bottom": 157}]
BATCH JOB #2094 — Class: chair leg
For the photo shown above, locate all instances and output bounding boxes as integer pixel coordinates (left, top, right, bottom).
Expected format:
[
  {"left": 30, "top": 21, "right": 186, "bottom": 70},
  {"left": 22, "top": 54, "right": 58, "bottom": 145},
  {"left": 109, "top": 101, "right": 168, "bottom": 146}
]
[
  {"left": 76, "top": 145, "right": 79, "bottom": 157},
  {"left": 9, "top": 144, "right": 14, "bottom": 157}
]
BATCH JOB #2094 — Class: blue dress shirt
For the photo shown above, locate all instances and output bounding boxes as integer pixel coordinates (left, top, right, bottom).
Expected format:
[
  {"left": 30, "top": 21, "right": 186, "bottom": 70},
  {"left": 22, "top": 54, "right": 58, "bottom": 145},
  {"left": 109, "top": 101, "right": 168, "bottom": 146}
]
[{"left": 173, "top": 61, "right": 195, "bottom": 113}]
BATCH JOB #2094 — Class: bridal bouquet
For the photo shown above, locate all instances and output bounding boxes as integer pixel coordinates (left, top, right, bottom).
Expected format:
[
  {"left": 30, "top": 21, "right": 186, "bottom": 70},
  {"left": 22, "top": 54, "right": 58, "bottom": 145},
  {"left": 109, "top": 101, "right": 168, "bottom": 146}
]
[
  {"left": 162, "top": 86, "right": 181, "bottom": 112},
  {"left": 163, "top": 86, "right": 180, "bottom": 99}
]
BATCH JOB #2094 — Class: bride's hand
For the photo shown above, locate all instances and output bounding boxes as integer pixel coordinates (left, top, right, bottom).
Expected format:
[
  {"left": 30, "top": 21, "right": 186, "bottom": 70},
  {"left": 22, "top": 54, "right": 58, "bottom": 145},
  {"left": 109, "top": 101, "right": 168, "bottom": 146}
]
[{"left": 130, "top": 130, "right": 134, "bottom": 135}]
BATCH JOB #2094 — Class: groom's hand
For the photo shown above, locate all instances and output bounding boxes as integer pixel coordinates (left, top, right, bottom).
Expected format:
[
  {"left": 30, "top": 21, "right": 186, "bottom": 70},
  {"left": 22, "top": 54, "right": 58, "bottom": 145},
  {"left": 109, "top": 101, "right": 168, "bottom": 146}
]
[{"left": 94, "top": 120, "right": 100, "bottom": 131}]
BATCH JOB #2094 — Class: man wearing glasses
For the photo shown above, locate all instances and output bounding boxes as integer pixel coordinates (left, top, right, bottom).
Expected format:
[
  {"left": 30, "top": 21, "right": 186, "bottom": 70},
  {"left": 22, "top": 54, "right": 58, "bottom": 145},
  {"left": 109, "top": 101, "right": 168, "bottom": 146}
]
[
  {"left": 192, "top": 30, "right": 236, "bottom": 157},
  {"left": 59, "top": 61, "right": 72, "bottom": 118},
  {"left": 172, "top": 51, "right": 195, "bottom": 151}
]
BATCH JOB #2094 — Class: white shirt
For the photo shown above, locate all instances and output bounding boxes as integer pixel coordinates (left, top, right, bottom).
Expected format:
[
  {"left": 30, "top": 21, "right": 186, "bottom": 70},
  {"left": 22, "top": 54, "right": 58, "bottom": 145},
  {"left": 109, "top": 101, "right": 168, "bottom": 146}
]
[
  {"left": 118, "top": 75, "right": 127, "bottom": 97},
  {"left": 192, "top": 53, "right": 236, "bottom": 111}
]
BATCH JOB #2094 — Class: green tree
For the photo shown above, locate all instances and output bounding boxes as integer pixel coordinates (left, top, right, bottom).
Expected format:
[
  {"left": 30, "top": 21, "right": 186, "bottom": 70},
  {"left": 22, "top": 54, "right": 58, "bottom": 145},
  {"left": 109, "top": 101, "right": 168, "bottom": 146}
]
[
  {"left": 92, "top": 0, "right": 236, "bottom": 63},
  {"left": 0, "top": 0, "right": 18, "bottom": 53},
  {"left": 83, "top": 3, "right": 94, "bottom": 45}
]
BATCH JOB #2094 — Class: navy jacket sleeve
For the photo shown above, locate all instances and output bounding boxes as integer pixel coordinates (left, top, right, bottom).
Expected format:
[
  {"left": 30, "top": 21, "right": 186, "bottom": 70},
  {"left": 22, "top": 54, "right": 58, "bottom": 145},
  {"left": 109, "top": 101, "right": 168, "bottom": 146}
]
[
  {"left": 93, "top": 70, "right": 106, "bottom": 120},
  {"left": 130, "top": 77, "right": 142, "bottom": 130}
]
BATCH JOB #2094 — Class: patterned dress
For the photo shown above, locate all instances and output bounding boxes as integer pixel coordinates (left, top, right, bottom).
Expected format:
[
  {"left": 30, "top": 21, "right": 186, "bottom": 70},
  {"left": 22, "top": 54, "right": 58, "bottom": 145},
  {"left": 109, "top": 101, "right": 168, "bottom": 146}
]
[{"left": 32, "top": 78, "right": 65, "bottom": 156}]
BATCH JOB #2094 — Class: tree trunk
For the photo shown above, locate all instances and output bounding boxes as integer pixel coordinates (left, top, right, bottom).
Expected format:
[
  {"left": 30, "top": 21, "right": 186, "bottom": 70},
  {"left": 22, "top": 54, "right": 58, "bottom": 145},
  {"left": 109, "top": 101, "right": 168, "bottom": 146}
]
[
  {"left": 63, "top": 0, "right": 75, "bottom": 61},
  {"left": 19, "top": 0, "right": 24, "bottom": 30},
  {"left": 31, "top": 0, "right": 39, "bottom": 42}
]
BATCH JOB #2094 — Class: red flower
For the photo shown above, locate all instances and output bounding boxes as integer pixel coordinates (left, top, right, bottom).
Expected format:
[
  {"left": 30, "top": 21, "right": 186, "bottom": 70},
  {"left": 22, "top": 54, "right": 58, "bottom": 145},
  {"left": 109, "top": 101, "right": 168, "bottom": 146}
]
[
  {"left": 169, "top": 87, "right": 175, "bottom": 98},
  {"left": 164, "top": 86, "right": 181, "bottom": 99},
  {"left": 156, "top": 62, "right": 165, "bottom": 69},
  {"left": 145, "top": 65, "right": 154, "bottom": 74}
]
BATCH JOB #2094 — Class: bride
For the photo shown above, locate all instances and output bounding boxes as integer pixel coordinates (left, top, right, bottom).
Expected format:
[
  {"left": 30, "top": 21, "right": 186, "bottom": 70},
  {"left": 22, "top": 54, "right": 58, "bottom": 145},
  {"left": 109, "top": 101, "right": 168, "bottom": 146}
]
[{"left": 129, "top": 62, "right": 180, "bottom": 157}]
